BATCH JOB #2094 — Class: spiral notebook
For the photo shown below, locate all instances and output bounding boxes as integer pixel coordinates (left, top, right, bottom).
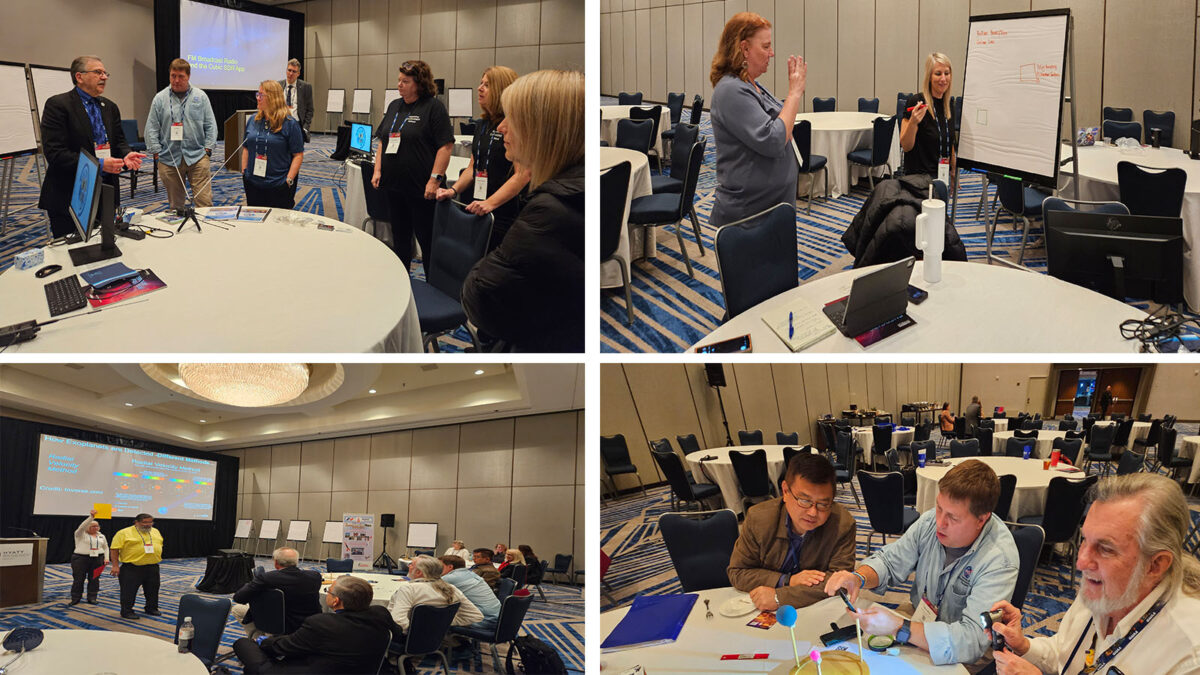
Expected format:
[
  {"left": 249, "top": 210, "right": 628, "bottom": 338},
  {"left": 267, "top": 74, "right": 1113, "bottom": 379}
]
[{"left": 600, "top": 594, "right": 697, "bottom": 652}]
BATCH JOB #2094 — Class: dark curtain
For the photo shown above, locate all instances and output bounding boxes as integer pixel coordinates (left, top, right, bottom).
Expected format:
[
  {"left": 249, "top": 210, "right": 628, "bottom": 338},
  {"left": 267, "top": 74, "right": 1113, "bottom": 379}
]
[
  {"left": 154, "top": 0, "right": 305, "bottom": 140},
  {"left": 0, "top": 417, "right": 239, "bottom": 565}
]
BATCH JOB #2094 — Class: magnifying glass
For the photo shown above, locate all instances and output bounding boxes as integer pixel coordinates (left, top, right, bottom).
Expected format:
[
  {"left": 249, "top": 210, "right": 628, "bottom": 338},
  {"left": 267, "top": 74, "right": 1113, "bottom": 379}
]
[{"left": 0, "top": 626, "right": 45, "bottom": 674}]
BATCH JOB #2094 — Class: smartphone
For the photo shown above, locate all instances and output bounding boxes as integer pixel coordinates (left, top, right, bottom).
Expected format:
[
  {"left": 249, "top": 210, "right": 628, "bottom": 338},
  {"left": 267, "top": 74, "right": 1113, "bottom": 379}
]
[
  {"left": 907, "top": 284, "right": 929, "bottom": 304},
  {"left": 837, "top": 588, "right": 857, "bottom": 613},
  {"left": 695, "top": 334, "right": 752, "bottom": 353}
]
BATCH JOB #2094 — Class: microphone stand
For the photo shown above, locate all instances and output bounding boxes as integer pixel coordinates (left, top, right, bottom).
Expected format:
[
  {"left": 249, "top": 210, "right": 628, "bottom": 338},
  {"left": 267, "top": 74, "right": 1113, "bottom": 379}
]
[{"left": 167, "top": 127, "right": 252, "bottom": 233}]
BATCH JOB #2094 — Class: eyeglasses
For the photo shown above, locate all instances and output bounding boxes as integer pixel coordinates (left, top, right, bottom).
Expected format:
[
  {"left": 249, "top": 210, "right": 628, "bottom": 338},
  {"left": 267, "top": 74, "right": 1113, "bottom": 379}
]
[
  {"left": 784, "top": 483, "right": 833, "bottom": 512},
  {"left": 255, "top": 92, "right": 264, "bottom": 99},
  {"left": 83, "top": 69, "right": 110, "bottom": 78},
  {"left": 399, "top": 62, "right": 417, "bottom": 75}
]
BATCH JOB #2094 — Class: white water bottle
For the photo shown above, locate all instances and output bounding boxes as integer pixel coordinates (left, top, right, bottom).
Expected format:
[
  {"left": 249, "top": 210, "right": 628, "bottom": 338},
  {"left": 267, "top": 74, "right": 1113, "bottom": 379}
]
[
  {"left": 179, "top": 616, "right": 194, "bottom": 653},
  {"left": 915, "top": 188, "right": 946, "bottom": 284}
]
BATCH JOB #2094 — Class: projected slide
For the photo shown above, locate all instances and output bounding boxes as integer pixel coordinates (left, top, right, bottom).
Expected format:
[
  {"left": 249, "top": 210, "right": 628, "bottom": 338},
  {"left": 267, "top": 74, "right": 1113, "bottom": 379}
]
[
  {"left": 179, "top": 0, "right": 289, "bottom": 90},
  {"left": 34, "top": 434, "right": 217, "bottom": 520}
]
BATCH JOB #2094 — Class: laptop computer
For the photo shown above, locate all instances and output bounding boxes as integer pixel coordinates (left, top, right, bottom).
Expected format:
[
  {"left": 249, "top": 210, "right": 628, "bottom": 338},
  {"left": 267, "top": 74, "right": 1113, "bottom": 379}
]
[{"left": 822, "top": 257, "right": 917, "bottom": 339}]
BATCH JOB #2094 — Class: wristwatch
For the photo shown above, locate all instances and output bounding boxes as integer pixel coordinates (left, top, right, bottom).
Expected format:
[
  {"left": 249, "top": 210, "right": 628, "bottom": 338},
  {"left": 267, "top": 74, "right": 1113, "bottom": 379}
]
[
  {"left": 895, "top": 619, "right": 912, "bottom": 645},
  {"left": 430, "top": 172, "right": 445, "bottom": 181}
]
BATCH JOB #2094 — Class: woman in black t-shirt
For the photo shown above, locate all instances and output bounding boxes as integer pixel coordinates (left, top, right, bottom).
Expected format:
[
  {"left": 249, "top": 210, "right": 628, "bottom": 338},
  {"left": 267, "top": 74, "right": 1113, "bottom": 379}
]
[
  {"left": 371, "top": 60, "right": 454, "bottom": 269},
  {"left": 435, "top": 66, "right": 530, "bottom": 251},
  {"left": 901, "top": 53, "right": 954, "bottom": 186}
]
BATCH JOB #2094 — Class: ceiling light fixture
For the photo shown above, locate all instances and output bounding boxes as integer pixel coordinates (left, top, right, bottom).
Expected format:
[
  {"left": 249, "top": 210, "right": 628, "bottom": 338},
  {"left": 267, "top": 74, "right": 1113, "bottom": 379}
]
[
  {"left": 199, "top": 419, "right": 207, "bottom": 423},
  {"left": 178, "top": 363, "right": 311, "bottom": 407},
  {"left": 124, "top": 402, "right": 133, "bottom": 407},
  {"left": 368, "top": 389, "right": 377, "bottom": 394},
  {"left": 474, "top": 369, "right": 484, "bottom": 375}
]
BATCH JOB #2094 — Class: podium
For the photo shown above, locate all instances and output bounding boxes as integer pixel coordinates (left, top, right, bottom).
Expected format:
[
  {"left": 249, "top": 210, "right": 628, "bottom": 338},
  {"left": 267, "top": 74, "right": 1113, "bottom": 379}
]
[
  {"left": 223, "top": 109, "right": 258, "bottom": 172},
  {"left": 0, "top": 537, "right": 48, "bottom": 607}
]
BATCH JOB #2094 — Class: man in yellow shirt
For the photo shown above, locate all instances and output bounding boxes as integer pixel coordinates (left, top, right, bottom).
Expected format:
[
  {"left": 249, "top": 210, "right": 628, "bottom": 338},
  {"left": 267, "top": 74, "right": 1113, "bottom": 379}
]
[{"left": 110, "top": 513, "right": 164, "bottom": 620}]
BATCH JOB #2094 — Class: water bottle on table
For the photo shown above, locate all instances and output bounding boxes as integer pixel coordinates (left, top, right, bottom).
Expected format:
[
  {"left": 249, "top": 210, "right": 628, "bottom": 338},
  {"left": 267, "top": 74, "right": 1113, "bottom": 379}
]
[
  {"left": 179, "top": 616, "right": 194, "bottom": 653},
  {"left": 915, "top": 185, "right": 945, "bottom": 284}
]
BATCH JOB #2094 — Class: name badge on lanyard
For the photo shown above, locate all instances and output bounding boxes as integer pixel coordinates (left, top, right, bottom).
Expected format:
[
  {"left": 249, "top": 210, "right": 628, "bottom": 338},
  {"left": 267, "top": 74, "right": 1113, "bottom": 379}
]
[
  {"left": 170, "top": 122, "right": 184, "bottom": 141},
  {"left": 912, "top": 597, "right": 938, "bottom": 623},
  {"left": 474, "top": 171, "right": 488, "bottom": 200},
  {"left": 144, "top": 543, "right": 155, "bottom": 554},
  {"left": 95, "top": 143, "right": 111, "bottom": 160},
  {"left": 936, "top": 115, "right": 950, "bottom": 185},
  {"left": 254, "top": 154, "right": 268, "bottom": 177},
  {"left": 937, "top": 158, "right": 950, "bottom": 185},
  {"left": 387, "top": 133, "right": 401, "bottom": 154}
]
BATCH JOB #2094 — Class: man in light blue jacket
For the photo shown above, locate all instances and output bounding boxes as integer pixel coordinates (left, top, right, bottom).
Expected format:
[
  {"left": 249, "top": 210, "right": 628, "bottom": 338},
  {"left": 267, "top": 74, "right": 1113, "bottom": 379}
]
[
  {"left": 145, "top": 58, "right": 217, "bottom": 209},
  {"left": 825, "top": 459, "right": 1019, "bottom": 666}
]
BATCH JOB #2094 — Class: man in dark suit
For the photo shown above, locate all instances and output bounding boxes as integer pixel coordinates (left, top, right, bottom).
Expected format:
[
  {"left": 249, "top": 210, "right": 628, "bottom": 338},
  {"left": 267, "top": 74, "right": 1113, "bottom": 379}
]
[
  {"left": 230, "top": 547, "right": 321, "bottom": 637},
  {"left": 38, "top": 56, "right": 144, "bottom": 238},
  {"left": 279, "top": 59, "right": 313, "bottom": 143},
  {"left": 233, "top": 575, "right": 398, "bottom": 674}
]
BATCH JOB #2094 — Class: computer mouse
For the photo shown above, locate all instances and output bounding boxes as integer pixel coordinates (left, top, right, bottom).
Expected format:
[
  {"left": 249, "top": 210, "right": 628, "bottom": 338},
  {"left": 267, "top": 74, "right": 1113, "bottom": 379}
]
[{"left": 35, "top": 264, "right": 62, "bottom": 278}]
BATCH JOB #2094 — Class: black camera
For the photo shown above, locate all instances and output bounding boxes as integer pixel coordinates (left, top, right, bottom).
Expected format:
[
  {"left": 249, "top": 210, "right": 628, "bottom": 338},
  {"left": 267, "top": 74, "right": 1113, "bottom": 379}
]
[{"left": 978, "top": 610, "right": 1006, "bottom": 651}]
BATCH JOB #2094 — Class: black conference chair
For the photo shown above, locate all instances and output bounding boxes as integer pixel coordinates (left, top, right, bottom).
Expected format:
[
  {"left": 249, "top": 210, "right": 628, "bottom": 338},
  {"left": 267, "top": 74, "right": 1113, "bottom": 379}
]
[
  {"left": 459, "top": 120, "right": 477, "bottom": 136},
  {"left": 650, "top": 448, "right": 722, "bottom": 511},
  {"left": 1116, "top": 449, "right": 1145, "bottom": 475},
  {"left": 627, "top": 137, "right": 706, "bottom": 278},
  {"left": 1018, "top": 476, "right": 1097, "bottom": 587},
  {"left": 496, "top": 577, "right": 517, "bottom": 606},
  {"left": 450, "top": 592, "right": 535, "bottom": 675},
  {"left": 1112, "top": 419, "right": 1135, "bottom": 451},
  {"left": 951, "top": 95, "right": 963, "bottom": 132},
  {"left": 1058, "top": 418, "right": 1078, "bottom": 431},
  {"left": 600, "top": 160, "right": 635, "bottom": 324},
  {"left": 1054, "top": 437, "right": 1083, "bottom": 467},
  {"left": 847, "top": 115, "right": 896, "bottom": 191},
  {"left": 1138, "top": 413, "right": 1153, "bottom": 422},
  {"left": 777, "top": 431, "right": 800, "bottom": 445},
  {"left": 630, "top": 105, "right": 664, "bottom": 171},
  {"left": 1117, "top": 161, "right": 1187, "bottom": 218},
  {"left": 649, "top": 437, "right": 674, "bottom": 456},
  {"left": 174, "top": 594, "right": 231, "bottom": 669},
  {"left": 601, "top": 434, "right": 646, "bottom": 498},
  {"left": 908, "top": 440, "right": 936, "bottom": 468},
  {"left": 857, "top": 97, "right": 879, "bottom": 113},
  {"left": 1014, "top": 429, "right": 1039, "bottom": 440},
  {"left": 738, "top": 429, "right": 764, "bottom": 445},
  {"left": 986, "top": 175, "right": 1049, "bottom": 266},
  {"left": 1005, "top": 437, "right": 1035, "bottom": 459},
  {"left": 411, "top": 200, "right": 493, "bottom": 352},
  {"left": 119, "top": 118, "right": 156, "bottom": 197},
  {"left": 714, "top": 202, "right": 798, "bottom": 320},
  {"left": 660, "top": 92, "right": 686, "bottom": 163},
  {"left": 1159, "top": 428, "right": 1191, "bottom": 481},
  {"left": 950, "top": 438, "right": 980, "bottom": 458},
  {"left": 546, "top": 555, "right": 572, "bottom": 585},
  {"left": 614, "top": 118, "right": 654, "bottom": 156},
  {"left": 1006, "top": 522, "right": 1045, "bottom": 611},
  {"left": 677, "top": 433, "right": 702, "bottom": 456},
  {"left": 1020, "top": 418, "right": 1041, "bottom": 431},
  {"left": 1103, "top": 119, "right": 1142, "bottom": 143},
  {"left": 994, "top": 474, "right": 1017, "bottom": 521},
  {"left": 833, "top": 434, "right": 861, "bottom": 507},
  {"left": 778, "top": 446, "right": 808, "bottom": 486},
  {"left": 975, "top": 428, "right": 995, "bottom": 456},
  {"left": 326, "top": 558, "right": 353, "bottom": 572},
  {"left": 391, "top": 603, "right": 459, "bottom": 675},
  {"left": 812, "top": 97, "right": 836, "bottom": 112},
  {"left": 358, "top": 157, "right": 392, "bottom": 235},
  {"left": 1133, "top": 419, "right": 1164, "bottom": 469},
  {"left": 651, "top": 123, "right": 700, "bottom": 194},
  {"left": 658, "top": 510, "right": 739, "bottom": 591},
  {"left": 1103, "top": 106, "right": 1133, "bottom": 123},
  {"left": 730, "top": 449, "right": 776, "bottom": 510},
  {"left": 793, "top": 120, "right": 829, "bottom": 215},
  {"left": 884, "top": 448, "right": 917, "bottom": 505},
  {"left": 687, "top": 94, "right": 704, "bottom": 125},
  {"left": 857, "top": 471, "right": 919, "bottom": 553},
  {"left": 872, "top": 425, "right": 894, "bottom": 468},
  {"left": 618, "top": 92, "right": 643, "bottom": 105},
  {"left": 1082, "top": 423, "right": 1118, "bottom": 476},
  {"left": 528, "top": 559, "right": 551, "bottom": 601}
]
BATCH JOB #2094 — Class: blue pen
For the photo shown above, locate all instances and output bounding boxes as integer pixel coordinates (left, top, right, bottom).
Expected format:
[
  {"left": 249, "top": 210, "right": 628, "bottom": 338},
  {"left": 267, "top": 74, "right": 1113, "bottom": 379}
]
[{"left": 788, "top": 311, "right": 794, "bottom": 339}]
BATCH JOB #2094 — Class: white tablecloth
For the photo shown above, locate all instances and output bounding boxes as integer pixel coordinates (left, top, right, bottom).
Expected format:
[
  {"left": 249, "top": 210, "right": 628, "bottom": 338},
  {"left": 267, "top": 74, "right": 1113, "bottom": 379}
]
[
  {"left": 0, "top": 629, "right": 208, "bottom": 674},
  {"left": 319, "top": 571, "right": 409, "bottom": 609},
  {"left": 600, "top": 147, "right": 655, "bottom": 289},
  {"left": 916, "top": 456, "right": 1087, "bottom": 521},
  {"left": 344, "top": 156, "right": 471, "bottom": 243},
  {"left": 1179, "top": 435, "right": 1200, "bottom": 484},
  {"left": 685, "top": 445, "right": 819, "bottom": 516},
  {"left": 852, "top": 426, "right": 915, "bottom": 466},
  {"left": 992, "top": 430, "right": 1070, "bottom": 459},
  {"left": 794, "top": 111, "right": 901, "bottom": 199},
  {"left": 1057, "top": 142, "right": 1200, "bottom": 310},
  {"left": 991, "top": 418, "right": 1009, "bottom": 432},
  {"left": 691, "top": 261, "right": 1148, "bottom": 353},
  {"left": 600, "top": 587, "right": 967, "bottom": 674},
  {"left": 600, "top": 104, "right": 673, "bottom": 156},
  {"left": 0, "top": 208, "right": 421, "bottom": 352}
]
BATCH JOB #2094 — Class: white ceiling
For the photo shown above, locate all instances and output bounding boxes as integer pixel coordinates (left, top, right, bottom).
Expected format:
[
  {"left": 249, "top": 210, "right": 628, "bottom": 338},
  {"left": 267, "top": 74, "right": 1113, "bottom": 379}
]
[{"left": 0, "top": 363, "right": 584, "bottom": 451}]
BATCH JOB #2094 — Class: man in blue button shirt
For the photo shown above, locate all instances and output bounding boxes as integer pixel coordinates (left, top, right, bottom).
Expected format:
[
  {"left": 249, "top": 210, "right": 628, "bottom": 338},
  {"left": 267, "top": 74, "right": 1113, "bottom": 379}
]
[
  {"left": 145, "top": 58, "right": 217, "bottom": 210},
  {"left": 440, "top": 555, "right": 500, "bottom": 630},
  {"left": 824, "top": 459, "right": 1019, "bottom": 666}
]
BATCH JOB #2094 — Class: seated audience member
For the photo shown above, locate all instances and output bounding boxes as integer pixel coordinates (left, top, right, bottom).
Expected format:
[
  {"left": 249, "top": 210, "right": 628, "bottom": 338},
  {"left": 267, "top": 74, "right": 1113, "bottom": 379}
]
[
  {"left": 233, "top": 575, "right": 397, "bottom": 675},
  {"left": 728, "top": 453, "right": 857, "bottom": 609},
  {"left": 499, "top": 549, "right": 526, "bottom": 582},
  {"left": 494, "top": 543, "right": 508, "bottom": 560},
  {"left": 443, "top": 540, "right": 471, "bottom": 562},
  {"left": 440, "top": 555, "right": 501, "bottom": 629},
  {"left": 824, "top": 459, "right": 1019, "bottom": 666},
  {"left": 989, "top": 474, "right": 1200, "bottom": 675},
  {"left": 518, "top": 544, "right": 543, "bottom": 585},
  {"left": 231, "top": 547, "right": 322, "bottom": 637},
  {"left": 470, "top": 548, "right": 501, "bottom": 590},
  {"left": 939, "top": 403, "right": 956, "bottom": 433},
  {"left": 387, "top": 555, "right": 483, "bottom": 633}
]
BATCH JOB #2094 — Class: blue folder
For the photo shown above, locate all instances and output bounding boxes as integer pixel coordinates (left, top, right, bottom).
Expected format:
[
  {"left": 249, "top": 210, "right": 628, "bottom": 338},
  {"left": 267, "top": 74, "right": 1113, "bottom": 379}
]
[{"left": 601, "top": 593, "right": 697, "bottom": 652}]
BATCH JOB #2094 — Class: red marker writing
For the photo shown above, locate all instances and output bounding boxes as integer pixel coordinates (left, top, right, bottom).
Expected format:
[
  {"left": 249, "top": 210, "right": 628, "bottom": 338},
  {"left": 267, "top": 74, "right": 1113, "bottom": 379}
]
[{"left": 721, "top": 653, "right": 769, "bottom": 660}]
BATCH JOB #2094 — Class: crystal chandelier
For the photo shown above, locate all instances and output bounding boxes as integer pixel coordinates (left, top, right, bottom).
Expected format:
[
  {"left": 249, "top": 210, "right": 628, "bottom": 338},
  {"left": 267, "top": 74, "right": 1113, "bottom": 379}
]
[{"left": 178, "top": 364, "right": 311, "bottom": 407}]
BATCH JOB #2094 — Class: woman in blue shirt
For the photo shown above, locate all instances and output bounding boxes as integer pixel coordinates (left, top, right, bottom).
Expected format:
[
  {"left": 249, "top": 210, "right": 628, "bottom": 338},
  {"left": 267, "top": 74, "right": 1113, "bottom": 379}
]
[{"left": 242, "top": 80, "right": 304, "bottom": 208}]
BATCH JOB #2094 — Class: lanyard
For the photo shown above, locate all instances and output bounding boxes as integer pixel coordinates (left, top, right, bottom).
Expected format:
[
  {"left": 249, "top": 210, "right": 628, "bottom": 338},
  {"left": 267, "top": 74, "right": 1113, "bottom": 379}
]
[
  {"left": 138, "top": 528, "right": 153, "bottom": 547},
  {"left": 171, "top": 90, "right": 191, "bottom": 126},
  {"left": 389, "top": 103, "right": 413, "bottom": 135},
  {"left": 1061, "top": 597, "right": 1166, "bottom": 675},
  {"left": 89, "top": 534, "right": 99, "bottom": 551},
  {"left": 476, "top": 120, "right": 498, "bottom": 172},
  {"left": 932, "top": 103, "right": 949, "bottom": 160},
  {"left": 255, "top": 119, "right": 268, "bottom": 158}
]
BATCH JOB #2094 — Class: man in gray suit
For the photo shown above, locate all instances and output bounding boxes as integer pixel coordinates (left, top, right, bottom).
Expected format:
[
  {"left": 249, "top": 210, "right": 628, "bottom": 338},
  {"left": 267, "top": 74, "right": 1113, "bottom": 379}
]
[
  {"left": 963, "top": 395, "right": 982, "bottom": 436},
  {"left": 279, "top": 58, "right": 313, "bottom": 142}
]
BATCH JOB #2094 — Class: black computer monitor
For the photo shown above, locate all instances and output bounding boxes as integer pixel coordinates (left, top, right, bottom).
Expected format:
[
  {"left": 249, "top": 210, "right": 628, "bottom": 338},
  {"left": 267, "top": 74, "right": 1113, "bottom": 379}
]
[
  {"left": 67, "top": 149, "right": 121, "bottom": 266},
  {"left": 350, "top": 122, "right": 372, "bottom": 154},
  {"left": 1044, "top": 210, "right": 1183, "bottom": 304}
]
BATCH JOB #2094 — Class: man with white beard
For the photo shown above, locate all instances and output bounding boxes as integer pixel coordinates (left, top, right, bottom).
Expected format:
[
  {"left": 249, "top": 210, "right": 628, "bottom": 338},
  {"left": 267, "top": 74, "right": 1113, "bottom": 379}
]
[{"left": 986, "top": 473, "right": 1200, "bottom": 674}]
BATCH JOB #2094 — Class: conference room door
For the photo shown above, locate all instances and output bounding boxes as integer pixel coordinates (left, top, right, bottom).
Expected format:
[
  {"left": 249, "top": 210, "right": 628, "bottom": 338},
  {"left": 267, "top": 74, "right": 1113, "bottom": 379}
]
[{"left": 1052, "top": 367, "right": 1145, "bottom": 417}]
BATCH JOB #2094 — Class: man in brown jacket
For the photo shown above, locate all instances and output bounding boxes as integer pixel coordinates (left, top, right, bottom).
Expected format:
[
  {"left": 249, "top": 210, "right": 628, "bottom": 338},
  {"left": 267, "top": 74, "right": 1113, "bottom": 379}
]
[{"left": 728, "top": 453, "right": 857, "bottom": 610}]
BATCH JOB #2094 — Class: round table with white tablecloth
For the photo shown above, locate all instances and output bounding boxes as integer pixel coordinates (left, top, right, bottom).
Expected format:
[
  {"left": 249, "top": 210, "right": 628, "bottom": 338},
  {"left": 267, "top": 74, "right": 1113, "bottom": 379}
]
[
  {"left": 1057, "top": 141, "right": 1200, "bottom": 311},
  {"left": 343, "top": 155, "right": 472, "bottom": 242},
  {"left": 690, "top": 261, "right": 1149, "bottom": 353},
  {"left": 0, "top": 208, "right": 422, "bottom": 352},
  {"left": 851, "top": 425, "right": 915, "bottom": 467},
  {"left": 0, "top": 628, "right": 208, "bottom": 674},
  {"left": 319, "top": 571, "right": 410, "bottom": 609},
  {"left": 793, "top": 111, "right": 901, "bottom": 199},
  {"left": 989, "top": 418, "right": 1009, "bottom": 432},
  {"left": 600, "top": 146, "right": 656, "bottom": 289},
  {"left": 685, "top": 445, "right": 818, "bottom": 516},
  {"left": 600, "top": 587, "right": 967, "bottom": 674},
  {"left": 1179, "top": 435, "right": 1200, "bottom": 484},
  {"left": 991, "top": 430, "right": 1070, "bottom": 459},
  {"left": 916, "top": 456, "right": 1088, "bottom": 521},
  {"left": 600, "top": 104, "right": 673, "bottom": 156}
]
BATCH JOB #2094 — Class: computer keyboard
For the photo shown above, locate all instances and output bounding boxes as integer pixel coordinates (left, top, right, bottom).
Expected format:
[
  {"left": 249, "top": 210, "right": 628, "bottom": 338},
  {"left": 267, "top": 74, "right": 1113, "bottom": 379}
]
[
  {"left": 44, "top": 274, "right": 89, "bottom": 317},
  {"left": 824, "top": 301, "right": 847, "bottom": 327}
]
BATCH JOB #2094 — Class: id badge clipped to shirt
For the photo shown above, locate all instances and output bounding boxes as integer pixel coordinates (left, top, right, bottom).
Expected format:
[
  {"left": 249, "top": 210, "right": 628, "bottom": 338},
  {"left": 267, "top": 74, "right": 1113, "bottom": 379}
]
[
  {"left": 170, "top": 122, "right": 184, "bottom": 141},
  {"left": 143, "top": 543, "right": 155, "bottom": 554},
  {"left": 253, "top": 154, "right": 268, "bottom": 177},
  {"left": 474, "top": 171, "right": 489, "bottom": 200},
  {"left": 937, "top": 158, "right": 950, "bottom": 186},
  {"left": 386, "top": 133, "right": 401, "bottom": 154},
  {"left": 95, "top": 143, "right": 112, "bottom": 160},
  {"left": 912, "top": 596, "right": 939, "bottom": 623}
]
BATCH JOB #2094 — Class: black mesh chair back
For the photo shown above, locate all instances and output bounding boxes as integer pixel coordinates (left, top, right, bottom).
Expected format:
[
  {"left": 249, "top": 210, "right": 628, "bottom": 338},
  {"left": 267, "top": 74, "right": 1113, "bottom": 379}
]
[
  {"left": 950, "top": 438, "right": 980, "bottom": 458},
  {"left": 856, "top": 471, "right": 910, "bottom": 536},
  {"left": 428, "top": 200, "right": 493, "bottom": 301},
  {"left": 1117, "top": 161, "right": 1187, "bottom": 217},
  {"left": 248, "top": 587, "right": 287, "bottom": 635},
  {"left": 1014, "top": 429, "right": 1038, "bottom": 440},
  {"left": 1040, "top": 476, "right": 1098, "bottom": 544},
  {"left": 857, "top": 97, "right": 879, "bottom": 113},
  {"left": 1058, "top": 418, "right": 1078, "bottom": 431},
  {"left": 676, "top": 433, "right": 702, "bottom": 456},
  {"left": 401, "top": 602, "right": 460, "bottom": 659},
  {"left": 666, "top": 92, "right": 686, "bottom": 124},
  {"left": 1006, "top": 437, "right": 1035, "bottom": 458},
  {"left": 649, "top": 438, "right": 673, "bottom": 455},
  {"left": 600, "top": 161, "right": 631, "bottom": 262},
  {"left": 1103, "top": 106, "right": 1133, "bottom": 122},
  {"left": 326, "top": 558, "right": 353, "bottom": 572},
  {"left": 175, "top": 594, "right": 232, "bottom": 667},
  {"left": 688, "top": 95, "right": 704, "bottom": 124},
  {"left": 872, "top": 425, "right": 893, "bottom": 455},
  {"left": 600, "top": 434, "right": 635, "bottom": 472},
  {"left": 1008, "top": 523, "right": 1045, "bottom": 610},
  {"left": 730, "top": 449, "right": 774, "bottom": 500},
  {"left": 1054, "top": 438, "right": 1083, "bottom": 466},
  {"left": 975, "top": 428, "right": 994, "bottom": 455},
  {"left": 994, "top": 475, "right": 1017, "bottom": 520},
  {"left": 1113, "top": 419, "right": 1135, "bottom": 447},
  {"left": 630, "top": 105, "right": 664, "bottom": 146},
  {"left": 715, "top": 203, "right": 799, "bottom": 319},
  {"left": 615, "top": 118, "right": 654, "bottom": 155},
  {"left": 738, "top": 429, "right": 764, "bottom": 445},
  {"left": 1116, "top": 450, "right": 1144, "bottom": 475},
  {"left": 777, "top": 431, "right": 800, "bottom": 445},
  {"left": 658, "top": 510, "right": 739, "bottom": 591},
  {"left": 1143, "top": 110, "right": 1175, "bottom": 145},
  {"left": 813, "top": 97, "right": 836, "bottom": 112},
  {"left": 618, "top": 92, "right": 643, "bottom": 105}
]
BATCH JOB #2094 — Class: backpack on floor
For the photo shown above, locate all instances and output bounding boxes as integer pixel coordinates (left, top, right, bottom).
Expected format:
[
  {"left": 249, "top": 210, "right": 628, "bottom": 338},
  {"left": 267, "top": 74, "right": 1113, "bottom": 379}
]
[{"left": 505, "top": 635, "right": 567, "bottom": 674}]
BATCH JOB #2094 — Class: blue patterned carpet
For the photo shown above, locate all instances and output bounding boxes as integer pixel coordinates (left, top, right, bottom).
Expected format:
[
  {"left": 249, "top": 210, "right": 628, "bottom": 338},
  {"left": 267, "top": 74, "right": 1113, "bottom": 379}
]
[
  {"left": 601, "top": 425, "right": 1200, "bottom": 647},
  {"left": 599, "top": 96, "right": 1200, "bottom": 352},
  {"left": 0, "top": 557, "right": 583, "bottom": 673}
]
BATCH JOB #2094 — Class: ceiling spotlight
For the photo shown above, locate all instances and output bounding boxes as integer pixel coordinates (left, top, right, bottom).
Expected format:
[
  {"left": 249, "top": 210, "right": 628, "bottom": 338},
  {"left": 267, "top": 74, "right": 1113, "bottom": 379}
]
[
  {"left": 124, "top": 402, "right": 133, "bottom": 407},
  {"left": 199, "top": 419, "right": 207, "bottom": 423},
  {"left": 474, "top": 369, "right": 484, "bottom": 375},
  {"left": 368, "top": 389, "right": 377, "bottom": 394},
  {"left": 178, "top": 363, "right": 310, "bottom": 407}
]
